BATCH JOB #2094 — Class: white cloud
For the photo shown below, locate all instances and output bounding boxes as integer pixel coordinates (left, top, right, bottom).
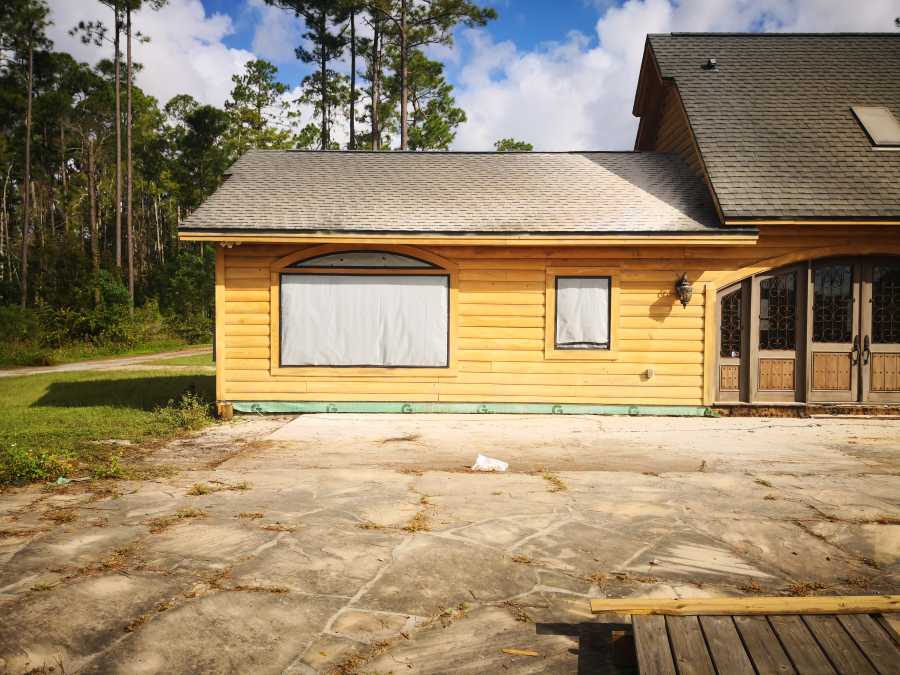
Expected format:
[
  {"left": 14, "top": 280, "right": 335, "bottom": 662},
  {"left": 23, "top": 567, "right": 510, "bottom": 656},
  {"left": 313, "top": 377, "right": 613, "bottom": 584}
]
[
  {"left": 452, "top": 0, "right": 900, "bottom": 151},
  {"left": 247, "top": 0, "right": 305, "bottom": 64},
  {"left": 45, "top": 0, "right": 255, "bottom": 108}
]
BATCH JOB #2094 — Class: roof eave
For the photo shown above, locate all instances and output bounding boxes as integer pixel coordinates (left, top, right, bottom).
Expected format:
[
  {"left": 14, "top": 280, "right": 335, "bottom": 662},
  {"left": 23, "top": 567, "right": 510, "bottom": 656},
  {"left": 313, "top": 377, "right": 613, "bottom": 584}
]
[
  {"left": 725, "top": 216, "right": 900, "bottom": 226},
  {"left": 178, "top": 227, "right": 760, "bottom": 247}
]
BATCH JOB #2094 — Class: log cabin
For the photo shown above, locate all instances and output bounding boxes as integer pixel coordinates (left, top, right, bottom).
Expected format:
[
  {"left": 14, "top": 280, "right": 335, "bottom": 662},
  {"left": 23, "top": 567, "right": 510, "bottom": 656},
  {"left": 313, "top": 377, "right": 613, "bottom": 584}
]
[{"left": 179, "top": 33, "right": 900, "bottom": 415}]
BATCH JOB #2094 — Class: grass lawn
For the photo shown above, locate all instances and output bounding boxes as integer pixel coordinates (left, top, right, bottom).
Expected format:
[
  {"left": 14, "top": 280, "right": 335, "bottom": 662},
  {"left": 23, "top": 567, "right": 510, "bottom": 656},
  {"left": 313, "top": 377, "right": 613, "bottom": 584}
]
[
  {"left": 0, "top": 339, "right": 212, "bottom": 368},
  {"left": 0, "top": 369, "right": 215, "bottom": 484},
  {"left": 144, "top": 352, "right": 214, "bottom": 367}
]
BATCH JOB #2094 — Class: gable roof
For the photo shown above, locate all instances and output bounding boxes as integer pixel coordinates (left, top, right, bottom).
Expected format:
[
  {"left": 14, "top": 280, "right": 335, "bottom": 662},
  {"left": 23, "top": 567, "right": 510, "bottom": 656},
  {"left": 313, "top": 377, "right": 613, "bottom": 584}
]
[
  {"left": 644, "top": 33, "right": 900, "bottom": 222},
  {"left": 180, "top": 150, "right": 743, "bottom": 237}
]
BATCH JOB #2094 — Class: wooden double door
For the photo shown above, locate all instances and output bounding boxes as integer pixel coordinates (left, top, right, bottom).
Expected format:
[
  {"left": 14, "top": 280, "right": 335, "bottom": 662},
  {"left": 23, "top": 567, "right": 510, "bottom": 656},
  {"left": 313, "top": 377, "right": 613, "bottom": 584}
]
[{"left": 717, "top": 257, "right": 900, "bottom": 404}]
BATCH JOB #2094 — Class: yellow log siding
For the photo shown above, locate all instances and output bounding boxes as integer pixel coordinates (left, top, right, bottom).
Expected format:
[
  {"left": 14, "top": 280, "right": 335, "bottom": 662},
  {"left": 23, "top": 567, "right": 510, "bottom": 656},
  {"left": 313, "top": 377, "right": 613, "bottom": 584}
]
[{"left": 216, "top": 226, "right": 900, "bottom": 406}]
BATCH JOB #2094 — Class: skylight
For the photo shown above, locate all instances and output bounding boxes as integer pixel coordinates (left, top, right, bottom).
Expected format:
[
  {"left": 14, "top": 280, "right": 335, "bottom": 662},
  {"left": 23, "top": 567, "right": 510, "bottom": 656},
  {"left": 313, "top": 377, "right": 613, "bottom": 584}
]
[{"left": 851, "top": 106, "right": 900, "bottom": 147}]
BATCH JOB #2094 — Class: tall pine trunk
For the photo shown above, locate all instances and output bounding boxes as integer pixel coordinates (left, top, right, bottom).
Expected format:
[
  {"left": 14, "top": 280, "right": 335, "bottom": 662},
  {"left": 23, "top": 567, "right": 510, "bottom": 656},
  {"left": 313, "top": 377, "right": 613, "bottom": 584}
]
[
  {"left": 1, "top": 165, "right": 10, "bottom": 280},
  {"left": 319, "top": 9, "right": 328, "bottom": 149},
  {"left": 20, "top": 40, "right": 33, "bottom": 308},
  {"left": 399, "top": 0, "right": 408, "bottom": 151},
  {"left": 349, "top": 7, "right": 356, "bottom": 150},
  {"left": 126, "top": 5, "right": 134, "bottom": 310},
  {"left": 87, "top": 138, "right": 100, "bottom": 305},
  {"left": 59, "top": 123, "right": 68, "bottom": 231},
  {"left": 371, "top": 14, "right": 381, "bottom": 150},
  {"left": 114, "top": 3, "right": 122, "bottom": 269}
]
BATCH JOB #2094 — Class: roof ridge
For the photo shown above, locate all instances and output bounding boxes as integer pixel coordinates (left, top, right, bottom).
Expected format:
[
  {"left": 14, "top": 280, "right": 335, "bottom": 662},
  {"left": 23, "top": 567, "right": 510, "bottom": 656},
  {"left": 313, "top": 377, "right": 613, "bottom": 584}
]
[
  {"left": 239, "top": 149, "right": 676, "bottom": 155},
  {"left": 650, "top": 32, "right": 900, "bottom": 37}
]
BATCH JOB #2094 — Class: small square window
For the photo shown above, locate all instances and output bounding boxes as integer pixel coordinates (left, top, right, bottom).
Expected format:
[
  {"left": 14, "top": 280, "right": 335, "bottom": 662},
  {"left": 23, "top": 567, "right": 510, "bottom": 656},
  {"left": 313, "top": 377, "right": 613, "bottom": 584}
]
[
  {"left": 851, "top": 106, "right": 900, "bottom": 147},
  {"left": 555, "top": 276, "right": 611, "bottom": 350}
]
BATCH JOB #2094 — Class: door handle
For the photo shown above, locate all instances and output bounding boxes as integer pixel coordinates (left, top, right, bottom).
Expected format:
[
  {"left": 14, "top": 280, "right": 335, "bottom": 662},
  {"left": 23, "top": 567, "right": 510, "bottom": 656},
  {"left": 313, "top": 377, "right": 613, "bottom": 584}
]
[
  {"left": 863, "top": 335, "right": 871, "bottom": 365},
  {"left": 851, "top": 335, "right": 860, "bottom": 365}
]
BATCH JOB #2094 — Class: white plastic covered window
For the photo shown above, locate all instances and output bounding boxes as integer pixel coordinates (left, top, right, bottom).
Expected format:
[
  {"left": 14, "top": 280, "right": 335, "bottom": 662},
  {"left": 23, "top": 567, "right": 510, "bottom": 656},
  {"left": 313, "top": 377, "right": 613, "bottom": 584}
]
[
  {"left": 280, "top": 274, "right": 449, "bottom": 367},
  {"left": 555, "top": 276, "right": 610, "bottom": 349}
]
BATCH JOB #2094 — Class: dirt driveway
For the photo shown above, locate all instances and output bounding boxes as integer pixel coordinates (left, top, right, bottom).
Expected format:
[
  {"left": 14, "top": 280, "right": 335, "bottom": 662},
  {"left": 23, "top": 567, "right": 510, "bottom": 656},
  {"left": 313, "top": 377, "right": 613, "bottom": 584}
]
[{"left": 1, "top": 414, "right": 899, "bottom": 673}]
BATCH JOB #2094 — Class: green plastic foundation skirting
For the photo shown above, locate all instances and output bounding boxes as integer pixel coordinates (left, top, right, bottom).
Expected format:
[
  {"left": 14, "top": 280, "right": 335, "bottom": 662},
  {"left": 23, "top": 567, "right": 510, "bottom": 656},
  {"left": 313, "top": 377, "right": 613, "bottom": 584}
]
[{"left": 231, "top": 401, "right": 716, "bottom": 417}]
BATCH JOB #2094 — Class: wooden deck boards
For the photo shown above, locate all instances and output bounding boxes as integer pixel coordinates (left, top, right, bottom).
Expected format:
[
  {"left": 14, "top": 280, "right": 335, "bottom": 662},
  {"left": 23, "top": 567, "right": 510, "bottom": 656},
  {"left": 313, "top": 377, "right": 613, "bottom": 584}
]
[{"left": 629, "top": 613, "right": 900, "bottom": 675}]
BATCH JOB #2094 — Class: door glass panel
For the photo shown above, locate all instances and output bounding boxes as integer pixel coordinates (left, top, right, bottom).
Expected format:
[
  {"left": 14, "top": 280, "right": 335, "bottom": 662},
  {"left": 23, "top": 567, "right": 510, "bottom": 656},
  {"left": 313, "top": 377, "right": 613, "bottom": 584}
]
[
  {"left": 872, "top": 264, "right": 900, "bottom": 344},
  {"left": 812, "top": 264, "right": 853, "bottom": 343},
  {"left": 720, "top": 289, "right": 742, "bottom": 357},
  {"left": 759, "top": 273, "right": 796, "bottom": 350}
]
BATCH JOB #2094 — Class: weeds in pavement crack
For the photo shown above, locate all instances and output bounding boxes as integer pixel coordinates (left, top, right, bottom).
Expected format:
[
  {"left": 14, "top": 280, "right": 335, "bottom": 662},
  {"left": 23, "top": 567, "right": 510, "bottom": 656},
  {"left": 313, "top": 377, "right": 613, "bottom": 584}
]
[
  {"left": 187, "top": 481, "right": 252, "bottom": 496},
  {"left": 145, "top": 508, "right": 206, "bottom": 534}
]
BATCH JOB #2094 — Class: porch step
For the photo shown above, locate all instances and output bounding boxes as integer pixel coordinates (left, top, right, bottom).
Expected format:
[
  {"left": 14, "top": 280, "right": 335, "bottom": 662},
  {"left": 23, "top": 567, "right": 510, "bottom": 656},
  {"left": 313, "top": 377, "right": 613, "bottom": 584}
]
[{"left": 714, "top": 403, "right": 900, "bottom": 417}]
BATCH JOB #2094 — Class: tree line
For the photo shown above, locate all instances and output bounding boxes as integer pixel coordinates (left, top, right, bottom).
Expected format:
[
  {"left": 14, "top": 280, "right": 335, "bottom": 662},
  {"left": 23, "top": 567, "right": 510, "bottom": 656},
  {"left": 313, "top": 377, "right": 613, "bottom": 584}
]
[{"left": 0, "top": 0, "right": 530, "bottom": 362}]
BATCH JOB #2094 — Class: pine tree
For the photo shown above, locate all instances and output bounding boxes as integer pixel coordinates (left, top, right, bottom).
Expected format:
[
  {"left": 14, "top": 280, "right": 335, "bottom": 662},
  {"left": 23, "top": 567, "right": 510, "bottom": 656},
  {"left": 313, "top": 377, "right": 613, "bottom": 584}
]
[
  {"left": 385, "top": 49, "right": 464, "bottom": 151},
  {"left": 265, "top": 1, "right": 350, "bottom": 150},
  {"left": 0, "top": 0, "right": 51, "bottom": 306},
  {"left": 224, "top": 59, "right": 296, "bottom": 156},
  {"left": 494, "top": 138, "right": 533, "bottom": 152},
  {"left": 379, "top": 0, "right": 496, "bottom": 150}
]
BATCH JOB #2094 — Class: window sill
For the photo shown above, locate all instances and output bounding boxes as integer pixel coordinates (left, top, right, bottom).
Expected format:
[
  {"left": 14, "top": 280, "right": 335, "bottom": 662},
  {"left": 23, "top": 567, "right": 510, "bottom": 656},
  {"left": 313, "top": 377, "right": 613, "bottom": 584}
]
[{"left": 543, "top": 348, "right": 620, "bottom": 362}]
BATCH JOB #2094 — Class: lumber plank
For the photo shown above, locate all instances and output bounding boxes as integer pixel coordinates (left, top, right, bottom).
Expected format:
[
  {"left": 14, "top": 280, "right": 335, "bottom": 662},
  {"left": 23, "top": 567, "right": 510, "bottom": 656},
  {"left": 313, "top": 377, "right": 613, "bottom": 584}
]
[
  {"left": 459, "top": 303, "right": 544, "bottom": 316},
  {"left": 224, "top": 266, "right": 268, "bottom": 278},
  {"left": 225, "top": 301, "right": 270, "bottom": 314},
  {"left": 223, "top": 276, "right": 270, "bottom": 289},
  {"left": 225, "top": 348, "right": 269, "bottom": 359},
  {"left": 458, "top": 291, "right": 544, "bottom": 305},
  {"left": 223, "top": 313, "right": 269, "bottom": 325},
  {"left": 732, "top": 615, "right": 797, "bottom": 675},
  {"left": 224, "top": 290, "right": 270, "bottom": 302},
  {"left": 224, "top": 324, "right": 270, "bottom": 336},
  {"left": 768, "top": 615, "right": 837, "bottom": 674},
  {"left": 459, "top": 280, "right": 545, "bottom": 292},
  {"left": 837, "top": 614, "right": 900, "bottom": 675},
  {"left": 876, "top": 614, "right": 900, "bottom": 645},
  {"left": 665, "top": 616, "right": 715, "bottom": 675},
  {"left": 698, "top": 616, "right": 755, "bottom": 675},
  {"left": 802, "top": 615, "right": 877, "bottom": 675},
  {"left": 458, "top": 326, "right": 544, "bottom": 339},
  {"left": 632, "top": 615, "right": 677, "bottom": 675},
  {"left": 459, "top": 315, "right": 545, "bottom": 328},
  {"left": 589, "top": 596, "right": 900, "bottom": 616},
  {"left": 225, "top": 358, "right": 268, "bottom": 370}
]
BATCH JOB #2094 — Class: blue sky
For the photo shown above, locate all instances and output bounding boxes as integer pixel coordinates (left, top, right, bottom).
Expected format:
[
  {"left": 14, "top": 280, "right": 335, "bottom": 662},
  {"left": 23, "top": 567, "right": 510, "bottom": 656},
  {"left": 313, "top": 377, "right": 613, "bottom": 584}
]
[
  {"left": 205, "top": 0, "right": 610, "bottom": 93},
  {"left": 45, "top": 0, "right": 899, "bottom": 150}
]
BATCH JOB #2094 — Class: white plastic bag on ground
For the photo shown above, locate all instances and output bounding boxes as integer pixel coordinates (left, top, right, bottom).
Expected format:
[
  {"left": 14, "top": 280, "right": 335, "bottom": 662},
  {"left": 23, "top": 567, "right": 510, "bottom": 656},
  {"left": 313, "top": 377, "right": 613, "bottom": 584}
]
[{"left": 471, "top": 454, "right": 508, "bottom": 472}]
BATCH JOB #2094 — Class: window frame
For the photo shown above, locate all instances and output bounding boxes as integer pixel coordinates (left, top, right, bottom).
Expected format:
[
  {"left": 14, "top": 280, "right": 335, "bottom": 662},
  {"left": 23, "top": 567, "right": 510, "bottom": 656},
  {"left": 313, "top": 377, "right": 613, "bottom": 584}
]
[
  {"left": 269, "top": 245, "right": 458, "bottom": 378},
  {"left": 544, "top": 267, "right": 619, "bottom": 361}
]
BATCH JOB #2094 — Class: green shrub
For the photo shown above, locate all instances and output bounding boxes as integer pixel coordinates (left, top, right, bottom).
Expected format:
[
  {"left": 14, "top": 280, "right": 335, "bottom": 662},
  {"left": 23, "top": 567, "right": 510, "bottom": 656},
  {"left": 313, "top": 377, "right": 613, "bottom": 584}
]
[
  {"left": 165, "top": 312, "right": 212, "bottom": 344},
  {"left": 154, "top": 390, "right": 212, "bottom": 431},
  {"left": 0, "top": 444, "right": 74, "bottom": 484},
  {"left": 0, "top": 305, "right": 41, "bottom": 343},
  {"left": 37, "top": 273, "right": 135, "bottom": 348},
  {"left": 0, "top": 263, "right": 211, "bottom": 366}
]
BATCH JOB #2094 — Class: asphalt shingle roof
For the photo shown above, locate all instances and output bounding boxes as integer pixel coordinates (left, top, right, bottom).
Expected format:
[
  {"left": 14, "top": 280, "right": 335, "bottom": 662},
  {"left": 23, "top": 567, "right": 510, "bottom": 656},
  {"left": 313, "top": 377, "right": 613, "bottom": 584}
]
[
  {"left": 180, "top": 150, "right": 738, "bottom": 236},
  {"left": 647, "top": 33, "right": 900, "bottom": 221}
]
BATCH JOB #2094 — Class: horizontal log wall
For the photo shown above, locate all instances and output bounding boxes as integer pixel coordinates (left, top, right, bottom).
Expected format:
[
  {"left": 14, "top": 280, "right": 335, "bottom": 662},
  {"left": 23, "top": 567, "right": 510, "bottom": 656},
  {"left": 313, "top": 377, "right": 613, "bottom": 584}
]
[{"left": 218, "top": 226, "right": 900, "bottom": 406}]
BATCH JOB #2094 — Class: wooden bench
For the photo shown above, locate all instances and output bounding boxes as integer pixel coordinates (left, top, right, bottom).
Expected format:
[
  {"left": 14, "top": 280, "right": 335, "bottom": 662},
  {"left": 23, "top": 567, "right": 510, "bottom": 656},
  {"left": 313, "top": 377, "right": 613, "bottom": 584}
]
[{"left": 589, "top": 596, "right": 900, "bottom": 674}]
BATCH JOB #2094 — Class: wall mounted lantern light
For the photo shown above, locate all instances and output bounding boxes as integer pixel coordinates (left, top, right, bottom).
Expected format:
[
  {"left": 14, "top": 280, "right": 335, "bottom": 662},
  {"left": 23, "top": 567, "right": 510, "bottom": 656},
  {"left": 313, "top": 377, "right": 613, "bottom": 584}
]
[{"left": 675, "top": 274, "right": 693, "bottom": 309}]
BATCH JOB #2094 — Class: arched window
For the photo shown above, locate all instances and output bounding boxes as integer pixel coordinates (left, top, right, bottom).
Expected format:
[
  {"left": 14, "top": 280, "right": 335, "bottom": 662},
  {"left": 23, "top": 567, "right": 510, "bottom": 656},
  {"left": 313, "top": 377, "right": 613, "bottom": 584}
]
[
  {"left": 279, "top": 249, "right": 450, "bottom": 369},
  {"left": 290, "top": 250, "right": 437, "bottom": 269}
]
